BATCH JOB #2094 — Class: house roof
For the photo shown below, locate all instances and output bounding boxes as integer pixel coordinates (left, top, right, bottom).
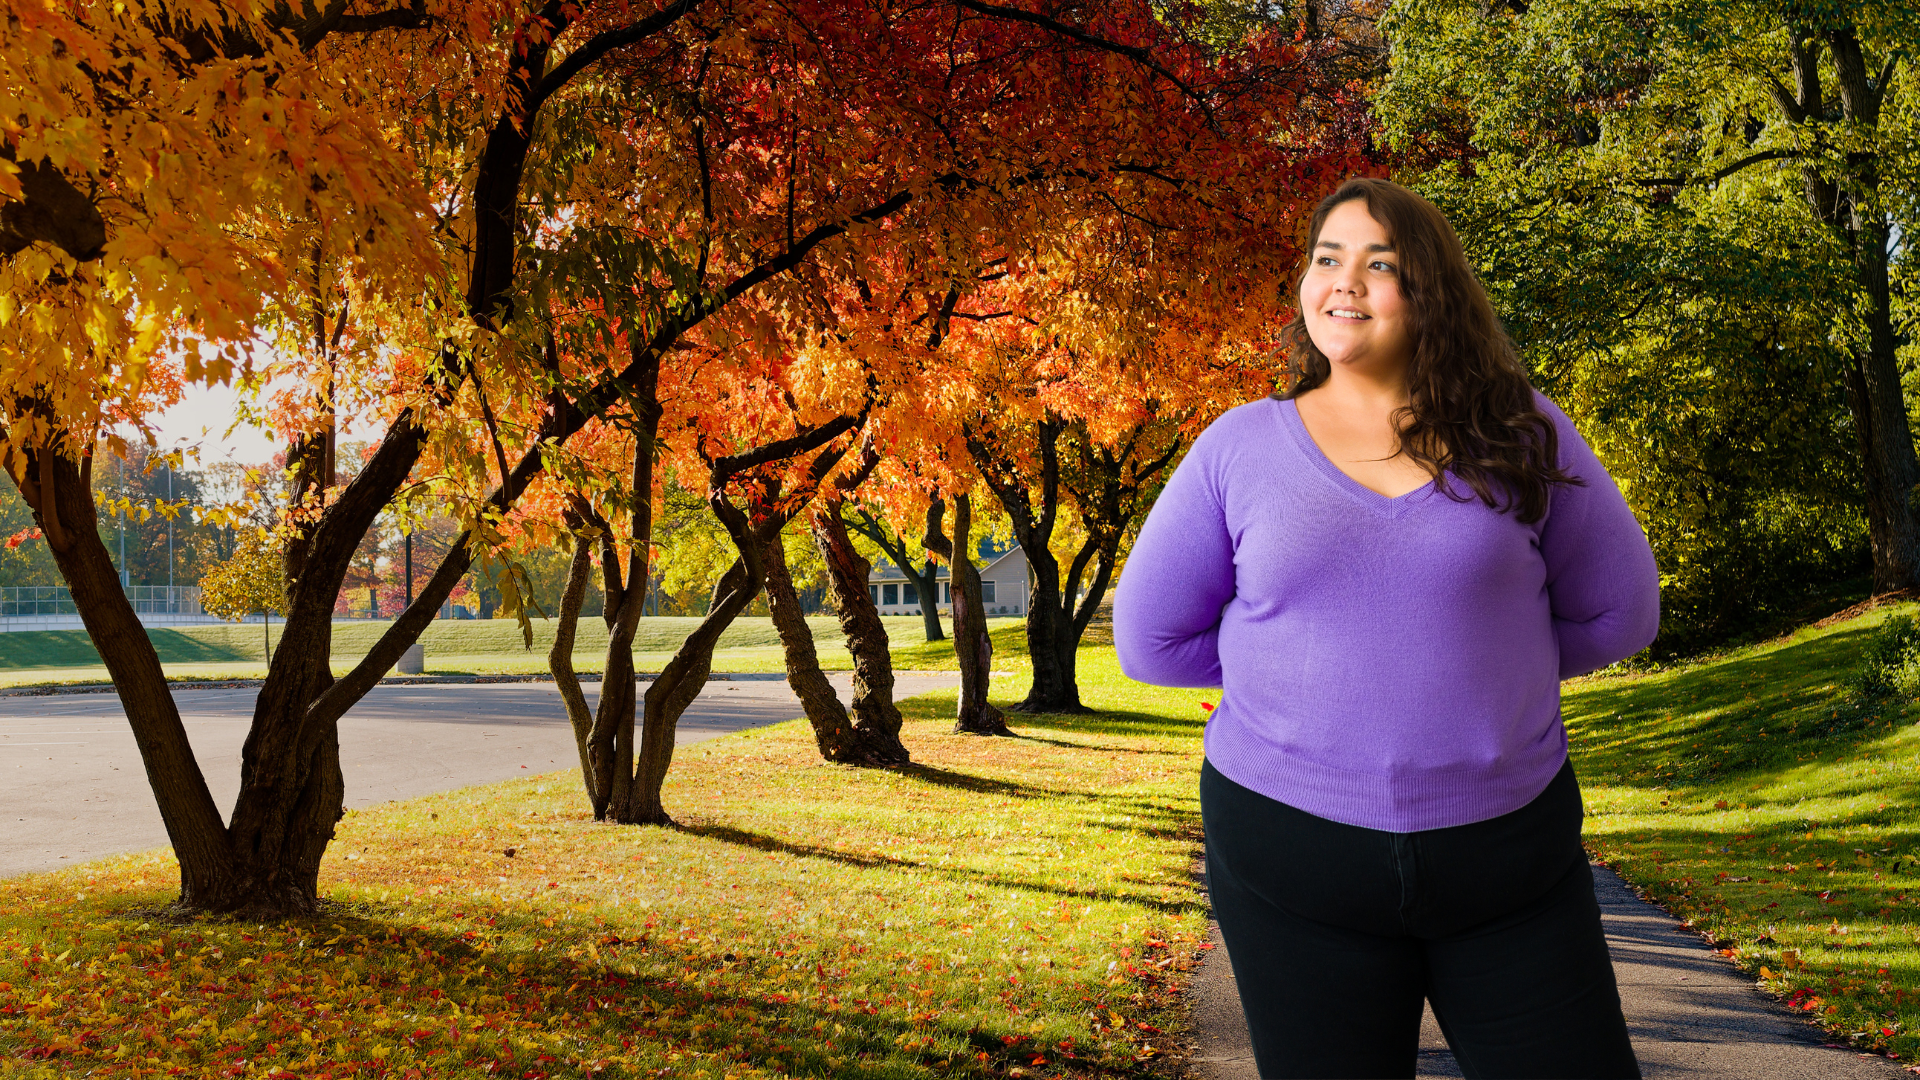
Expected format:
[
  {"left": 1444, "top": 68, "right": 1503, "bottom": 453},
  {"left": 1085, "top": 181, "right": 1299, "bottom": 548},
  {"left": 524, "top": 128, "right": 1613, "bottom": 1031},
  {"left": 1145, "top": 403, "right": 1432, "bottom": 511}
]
[{"left": 869, "top": 545, "right": 1025, "bottom": 583}]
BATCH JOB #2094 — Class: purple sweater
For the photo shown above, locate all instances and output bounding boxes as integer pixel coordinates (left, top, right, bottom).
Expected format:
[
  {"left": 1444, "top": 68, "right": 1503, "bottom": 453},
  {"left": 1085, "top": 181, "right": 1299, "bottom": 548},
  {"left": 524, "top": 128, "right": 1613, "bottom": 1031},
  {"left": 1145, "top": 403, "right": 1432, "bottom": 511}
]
[{"left": 1114, "top": 392, "right": 1659, "bottom": 832}]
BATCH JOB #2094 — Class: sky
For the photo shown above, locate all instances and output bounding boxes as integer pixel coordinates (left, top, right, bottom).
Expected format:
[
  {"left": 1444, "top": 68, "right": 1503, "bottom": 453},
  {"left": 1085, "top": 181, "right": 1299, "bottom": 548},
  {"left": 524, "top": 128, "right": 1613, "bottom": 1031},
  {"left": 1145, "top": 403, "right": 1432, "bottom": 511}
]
[{"left": 144, "top": 381, "right": 282, "bottom": 467}]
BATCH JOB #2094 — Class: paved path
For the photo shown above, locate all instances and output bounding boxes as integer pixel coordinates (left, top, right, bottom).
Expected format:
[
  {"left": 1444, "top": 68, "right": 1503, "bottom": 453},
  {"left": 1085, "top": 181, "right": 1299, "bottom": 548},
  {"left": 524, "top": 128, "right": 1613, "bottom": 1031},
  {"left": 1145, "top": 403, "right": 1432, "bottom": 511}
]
[
  {"left": 1188, "top": 863, "right": 1906, "bottom": 1079},
  {"left": 0, "top": 672, "right": 959, "bottom": 878}
]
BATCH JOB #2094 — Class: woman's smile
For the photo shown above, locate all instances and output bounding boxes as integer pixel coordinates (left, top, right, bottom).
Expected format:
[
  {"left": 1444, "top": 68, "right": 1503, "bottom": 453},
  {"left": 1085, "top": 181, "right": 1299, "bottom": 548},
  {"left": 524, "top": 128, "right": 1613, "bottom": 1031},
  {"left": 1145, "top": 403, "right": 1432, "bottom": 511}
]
[{"left": 1300, "top": 198, "right": 1411, "bottom": 376}]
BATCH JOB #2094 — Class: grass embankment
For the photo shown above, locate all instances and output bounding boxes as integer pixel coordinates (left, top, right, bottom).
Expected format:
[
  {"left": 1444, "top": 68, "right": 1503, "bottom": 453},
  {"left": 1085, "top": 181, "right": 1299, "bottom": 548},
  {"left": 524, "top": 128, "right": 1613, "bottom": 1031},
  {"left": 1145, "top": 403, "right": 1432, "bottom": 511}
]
[
  {"left": 0, "top": 617, "right": 1031, "bottom": 689},
  {"left": 1572, "top": 599, "right": 1920, "bottom": 1060},
  {"left": 0, "top": 653, "right": 1208, "bottom": 1078}
]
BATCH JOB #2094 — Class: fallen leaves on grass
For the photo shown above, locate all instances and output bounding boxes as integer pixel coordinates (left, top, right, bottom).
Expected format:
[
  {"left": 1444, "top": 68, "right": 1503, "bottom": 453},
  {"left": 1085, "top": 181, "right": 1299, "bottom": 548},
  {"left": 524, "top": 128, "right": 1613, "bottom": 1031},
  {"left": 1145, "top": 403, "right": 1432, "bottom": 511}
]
[{"left": 0, "top": 658, "right": 1209, "bottom": 1078}]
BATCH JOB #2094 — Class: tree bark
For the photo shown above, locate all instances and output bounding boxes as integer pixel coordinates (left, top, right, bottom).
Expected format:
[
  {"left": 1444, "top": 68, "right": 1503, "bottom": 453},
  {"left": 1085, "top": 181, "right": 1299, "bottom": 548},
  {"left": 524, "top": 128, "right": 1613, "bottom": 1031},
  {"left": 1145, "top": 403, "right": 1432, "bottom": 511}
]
[
  {"left": 846, "top": 509, "right": 945, "bottom": 641},
  {"left": 812, "top": 497, "right": 908, "bottom": 752},
  {"left": 1774, "top": 19, "right": 1918, "bottom": 591},
  {"left": 5, "top": 443, "right": 238, "bottom": 908},
  {"left": 758, "top": 526, "right": 909, "bottom": 765},
  {"left": 587, "top": 433, "right": 656, "bottom": 821},
  {"left": 549, "top": 531, "right": 601, "bottom": 813},
  {"left": 966, "top": 415, "right": 1088, "bottom": 713},
  {"left": 923, "top": 495, "right": 1008, "bottom": 735},
  {"left": 618, "top": 557, "right": 760, "bottom": 824}
]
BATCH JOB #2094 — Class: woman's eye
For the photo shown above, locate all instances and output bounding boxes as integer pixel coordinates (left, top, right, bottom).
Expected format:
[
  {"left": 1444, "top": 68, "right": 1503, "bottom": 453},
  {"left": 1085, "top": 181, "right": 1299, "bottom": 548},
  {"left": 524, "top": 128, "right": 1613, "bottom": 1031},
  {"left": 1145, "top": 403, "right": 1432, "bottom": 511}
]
[{"left": 1371, "top": 260, "right": 1397, "bottom": 273}]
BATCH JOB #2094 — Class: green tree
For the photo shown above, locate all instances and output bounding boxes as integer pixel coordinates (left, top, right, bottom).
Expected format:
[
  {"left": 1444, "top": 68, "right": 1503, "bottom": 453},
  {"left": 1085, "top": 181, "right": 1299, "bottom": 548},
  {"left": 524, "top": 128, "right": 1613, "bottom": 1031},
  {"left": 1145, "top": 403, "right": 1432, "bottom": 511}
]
[
  {"left": 1379, "top": 0, "right": 1916, "bottom": 651},
  {"left": 200, "top": 529, "right": 288, "bottom": 660}
]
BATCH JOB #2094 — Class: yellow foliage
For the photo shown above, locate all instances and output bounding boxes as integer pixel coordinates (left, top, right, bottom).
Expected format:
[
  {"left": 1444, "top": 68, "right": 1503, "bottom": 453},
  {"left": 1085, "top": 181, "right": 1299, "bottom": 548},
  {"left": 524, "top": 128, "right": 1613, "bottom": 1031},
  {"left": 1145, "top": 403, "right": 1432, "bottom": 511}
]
[{"left": 199, "top": 528, "right": 285, "bottom": 621}]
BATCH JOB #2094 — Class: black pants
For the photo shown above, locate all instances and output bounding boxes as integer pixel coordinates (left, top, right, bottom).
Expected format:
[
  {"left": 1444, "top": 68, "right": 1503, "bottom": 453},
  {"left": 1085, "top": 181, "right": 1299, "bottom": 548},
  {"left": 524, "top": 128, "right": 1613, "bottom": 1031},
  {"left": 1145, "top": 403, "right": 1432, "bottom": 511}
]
[{"left": 1201, "top": 758, "right": 1639, "bottom": 1079}]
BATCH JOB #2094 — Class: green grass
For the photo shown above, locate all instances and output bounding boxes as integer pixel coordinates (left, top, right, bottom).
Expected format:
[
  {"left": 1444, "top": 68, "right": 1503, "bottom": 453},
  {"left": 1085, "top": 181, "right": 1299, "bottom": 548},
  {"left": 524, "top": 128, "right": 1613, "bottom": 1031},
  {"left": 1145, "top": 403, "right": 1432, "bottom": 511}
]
[
  {"left": 0, "top": 616, "right": 1029, "bottom": 688},
  {"left": 0, "top": 653, "right": 1209, "bottom": 1078},
  {"left": 1571, "top": 599, "right": 1920, "bottom": 1060},
  {"left": 27, "top": 597, "right": 1915, "bottom": 1069}
]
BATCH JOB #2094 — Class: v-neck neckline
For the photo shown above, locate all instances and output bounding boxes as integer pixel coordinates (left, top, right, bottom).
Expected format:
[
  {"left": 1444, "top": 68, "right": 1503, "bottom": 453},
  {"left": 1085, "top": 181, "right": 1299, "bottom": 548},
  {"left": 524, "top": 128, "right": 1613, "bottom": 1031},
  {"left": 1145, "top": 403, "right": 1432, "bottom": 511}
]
[{"left": 1278, "top": 396, "right": 1437, "bottom": 515}]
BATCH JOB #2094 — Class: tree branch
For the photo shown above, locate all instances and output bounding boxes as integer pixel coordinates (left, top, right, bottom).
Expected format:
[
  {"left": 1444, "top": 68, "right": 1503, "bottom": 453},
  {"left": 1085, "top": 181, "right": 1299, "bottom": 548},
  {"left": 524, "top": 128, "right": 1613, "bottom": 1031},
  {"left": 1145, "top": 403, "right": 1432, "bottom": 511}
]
[
  {"left": 528, "top": 0, "right": 702, "bottom": 115},
  {"left": 0, "top": 150, "right": 106, "bottom": 262},
  {"left": 952, "top": 0, "right": 1218, "bottom": 132},
  {"left": 1632, "top": 148, "right": 1810, "bottom": 188},
  {"left": 711, "top": 413, "right": 864, "bottom": 478}
]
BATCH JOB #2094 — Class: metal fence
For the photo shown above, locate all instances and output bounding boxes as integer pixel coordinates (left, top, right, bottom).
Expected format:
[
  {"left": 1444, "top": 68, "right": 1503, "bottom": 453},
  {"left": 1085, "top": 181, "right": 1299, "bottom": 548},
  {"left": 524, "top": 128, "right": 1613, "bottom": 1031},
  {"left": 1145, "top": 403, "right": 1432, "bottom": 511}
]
[{"left": 0, "top": 584, "right": 203, "bottom": 617}]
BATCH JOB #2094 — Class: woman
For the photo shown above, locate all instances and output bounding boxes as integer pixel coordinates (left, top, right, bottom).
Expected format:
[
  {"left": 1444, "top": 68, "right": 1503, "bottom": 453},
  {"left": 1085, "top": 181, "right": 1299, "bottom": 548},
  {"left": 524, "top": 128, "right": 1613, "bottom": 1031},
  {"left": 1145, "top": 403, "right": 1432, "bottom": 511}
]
[{"left": 1113, "top": 178, "right": 1656, "bottom": 1079}]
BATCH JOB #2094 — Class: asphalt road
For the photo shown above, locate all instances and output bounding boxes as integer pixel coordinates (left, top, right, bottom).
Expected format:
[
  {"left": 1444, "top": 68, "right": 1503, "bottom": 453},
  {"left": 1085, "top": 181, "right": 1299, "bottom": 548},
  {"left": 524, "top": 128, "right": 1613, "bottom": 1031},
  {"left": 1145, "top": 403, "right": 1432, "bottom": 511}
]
[
  {"left": 1189, "top": 863, "right": 1904, "bottom": 1079},
  {"left": 0, "top": 672, "right": 960, "bottom": 879}
]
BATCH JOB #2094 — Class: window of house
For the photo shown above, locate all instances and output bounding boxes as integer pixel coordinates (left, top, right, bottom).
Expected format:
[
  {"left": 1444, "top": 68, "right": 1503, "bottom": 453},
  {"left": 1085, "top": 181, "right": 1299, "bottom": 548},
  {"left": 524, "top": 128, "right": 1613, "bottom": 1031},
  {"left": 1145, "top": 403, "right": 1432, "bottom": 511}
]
[
  {"left": 868, "top": 584, "right": 878, "bottom": 606},
  {"left": 981, "top": 581, "right": 995, "bottom": 602},
  {"left": 883, "top": 583, "right": 898, "bottom": 606},
  {"left": 904, "top": 583, "right": 918, "bottom": 604},
  {"left": 942, "top": 582, "right": 951, "bottom": 603}
]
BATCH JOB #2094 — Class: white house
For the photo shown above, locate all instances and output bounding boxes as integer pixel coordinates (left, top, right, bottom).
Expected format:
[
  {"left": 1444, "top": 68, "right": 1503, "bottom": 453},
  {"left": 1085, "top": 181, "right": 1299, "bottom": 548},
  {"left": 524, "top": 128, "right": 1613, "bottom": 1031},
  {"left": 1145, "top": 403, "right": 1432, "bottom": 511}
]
[{"left": 867, "top": 546, "right": 1029, "bottom": 617}]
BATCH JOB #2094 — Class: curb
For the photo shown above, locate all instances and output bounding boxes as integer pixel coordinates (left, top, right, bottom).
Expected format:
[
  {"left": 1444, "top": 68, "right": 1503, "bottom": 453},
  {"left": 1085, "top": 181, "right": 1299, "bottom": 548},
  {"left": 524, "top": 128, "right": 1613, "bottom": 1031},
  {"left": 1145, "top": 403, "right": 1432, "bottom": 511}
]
[{"left": 0, "top": 669, "right": 981, "bottom": 698}]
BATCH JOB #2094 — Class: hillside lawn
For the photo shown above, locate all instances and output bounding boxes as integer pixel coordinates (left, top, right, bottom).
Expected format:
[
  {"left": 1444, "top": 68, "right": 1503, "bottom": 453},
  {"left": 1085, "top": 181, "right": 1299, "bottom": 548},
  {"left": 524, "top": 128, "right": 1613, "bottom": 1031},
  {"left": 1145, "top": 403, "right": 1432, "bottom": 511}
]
[
  {"left": 1573, "top": 598, "right": 1920, "bottom": 1062},
  {"left": 0, "top": 616, "right": 1032, "bottom": 689}
]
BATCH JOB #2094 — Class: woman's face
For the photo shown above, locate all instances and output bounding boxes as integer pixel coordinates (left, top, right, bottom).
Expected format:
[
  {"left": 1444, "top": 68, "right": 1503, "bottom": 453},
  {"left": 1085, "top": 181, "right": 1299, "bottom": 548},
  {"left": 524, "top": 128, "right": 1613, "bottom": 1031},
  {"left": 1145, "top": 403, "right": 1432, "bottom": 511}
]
[{"left": 1300, "top": 199, "right": 1413, "bottom": 380}]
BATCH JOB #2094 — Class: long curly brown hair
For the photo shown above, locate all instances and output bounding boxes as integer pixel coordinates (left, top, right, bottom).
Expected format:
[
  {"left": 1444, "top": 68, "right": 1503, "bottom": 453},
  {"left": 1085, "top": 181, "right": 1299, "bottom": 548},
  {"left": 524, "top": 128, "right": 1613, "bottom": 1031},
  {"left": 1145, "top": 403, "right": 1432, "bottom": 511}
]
[{"left": 1276, "top": 178, "right": 1580, "bottom": 523}]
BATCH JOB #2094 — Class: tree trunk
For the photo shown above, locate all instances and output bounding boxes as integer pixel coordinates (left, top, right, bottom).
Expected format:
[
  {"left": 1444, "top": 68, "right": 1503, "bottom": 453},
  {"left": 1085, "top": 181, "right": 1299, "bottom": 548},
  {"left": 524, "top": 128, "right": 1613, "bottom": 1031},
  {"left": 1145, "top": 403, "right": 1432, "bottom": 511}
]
[
  {"left": 811, "top": 499, "right": 908, "bottom": 752},
  {"left": 577, "top": 362, "right": 663, "bottom": 820},
  {"left": 923, "top": 495, "right": 1008, "bottom": 736},
  {"left": 549, "top": 536, "right": 601, "bottom": 814},
  {"left": 845, "top": 509, "right": 943, "bottom": 641},
  {"left": 916, "top": 560, "right": 944, "bottom": 641},
  {"left": 1020, "top": 575, "right": 1085, "bottom": 714},
  {"left": 617, "top": 557, "right": 761, "bottom": 824},
  {"left": 759, "top": 526, "right": 909, "bottom": 765},
  {"left": 1777, "top": 20, "right": 1919, "bottom": 592},
  {"left": 965, "top": 416, "right": 1091, "bottom": 713},
  {"left": 7, "top": 445, "right": 239, "bottom": 908},
  {"left": 1839, "top": 212, "right": 1918, "bottom": 592}
]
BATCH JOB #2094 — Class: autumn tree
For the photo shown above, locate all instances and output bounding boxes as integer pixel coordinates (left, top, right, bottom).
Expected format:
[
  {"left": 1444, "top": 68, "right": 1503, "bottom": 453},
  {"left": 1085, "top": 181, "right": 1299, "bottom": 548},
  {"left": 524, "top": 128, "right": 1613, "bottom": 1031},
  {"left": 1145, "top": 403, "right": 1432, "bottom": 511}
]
[
  {"left": 4, "top": 0, "right": 1371, "bottom": 911},
  {"left": 200, "top": 528, "right": 289, "bottom": 660}
]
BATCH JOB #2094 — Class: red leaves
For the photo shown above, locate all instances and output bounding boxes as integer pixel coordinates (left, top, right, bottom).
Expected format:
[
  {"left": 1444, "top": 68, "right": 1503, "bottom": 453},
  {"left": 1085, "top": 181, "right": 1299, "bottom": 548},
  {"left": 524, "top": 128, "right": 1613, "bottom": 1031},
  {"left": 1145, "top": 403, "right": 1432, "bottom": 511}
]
[
  {"left": 3, "top": 527, "right": 41, "bottom": 549},
  {"left": 1198, "top": 701, "right": 1213, "bottom": 712}
]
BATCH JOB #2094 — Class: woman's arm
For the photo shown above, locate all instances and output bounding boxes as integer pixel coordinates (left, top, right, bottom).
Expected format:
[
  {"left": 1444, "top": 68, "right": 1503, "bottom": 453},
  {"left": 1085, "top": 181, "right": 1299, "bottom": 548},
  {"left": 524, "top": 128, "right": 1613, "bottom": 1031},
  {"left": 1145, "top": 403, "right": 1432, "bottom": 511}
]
[
  {"left": 1113, "top": 428, "right": 1237, "bottom": 687},
  {"left": 1536, "top": 397, "right": 1662, "bottom": 678}
]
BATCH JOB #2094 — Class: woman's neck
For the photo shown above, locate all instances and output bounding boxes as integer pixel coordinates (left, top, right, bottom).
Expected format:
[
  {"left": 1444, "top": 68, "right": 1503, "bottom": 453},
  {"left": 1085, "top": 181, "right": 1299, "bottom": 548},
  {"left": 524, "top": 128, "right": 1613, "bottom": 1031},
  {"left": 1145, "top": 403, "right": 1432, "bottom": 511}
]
[{"left": 1305, "top": 363, "right": 1411, "bottom": 411}]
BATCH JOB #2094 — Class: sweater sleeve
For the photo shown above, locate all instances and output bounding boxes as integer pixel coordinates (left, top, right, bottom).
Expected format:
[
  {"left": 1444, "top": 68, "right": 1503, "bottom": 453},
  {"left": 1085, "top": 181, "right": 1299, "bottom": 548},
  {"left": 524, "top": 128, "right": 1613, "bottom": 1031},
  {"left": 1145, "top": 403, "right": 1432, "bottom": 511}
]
[
  {"left": 1536, "top": 394, "right": 1662, "bottom": 678},
  {"left": 1113, "top": 422, "right": 1237, "bottom": 687}
]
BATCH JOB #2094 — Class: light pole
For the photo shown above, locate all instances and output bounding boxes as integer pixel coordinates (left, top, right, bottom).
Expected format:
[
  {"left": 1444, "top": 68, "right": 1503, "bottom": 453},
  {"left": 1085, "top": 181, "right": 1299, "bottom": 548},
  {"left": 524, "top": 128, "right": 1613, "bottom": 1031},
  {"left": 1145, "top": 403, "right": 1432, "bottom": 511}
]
[
  {"left": 117, "top": 455, "right": 126, "bottom": 589},
  {"left": 166, "top": 462, "right": 174, "bottom": 602}
]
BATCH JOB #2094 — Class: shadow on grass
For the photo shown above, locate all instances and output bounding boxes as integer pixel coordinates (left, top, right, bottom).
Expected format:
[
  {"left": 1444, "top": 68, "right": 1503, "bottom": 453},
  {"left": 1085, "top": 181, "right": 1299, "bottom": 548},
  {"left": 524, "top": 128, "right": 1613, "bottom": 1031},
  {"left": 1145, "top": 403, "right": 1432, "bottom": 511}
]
[
  {"left": 0, "top": 627, "right": 268, "bottom": 671},
  {"left": 886, "top": 760, "right": 1198, "bottom": 841},
  {"left": 1568, "top": 621, "right": 1913, "bottom": 791},
  {"left": 1587, "top": 819, "right": 1920, "bottom": 970},
  {"left": 1003, "top": 731, "right": 1189, "bottom": 755},
  {"left": 1001, "top": 708, "right": 1205, "bottom": 741},
  {"left": 80, "top": 900, "right": 1112, "bottom": 1079},
  {"left": 681, "top": 822, "right": 1204, "bottom": 919},
  {"left": 894, "top": 762, "right": 1081, "bottom": 800}
]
